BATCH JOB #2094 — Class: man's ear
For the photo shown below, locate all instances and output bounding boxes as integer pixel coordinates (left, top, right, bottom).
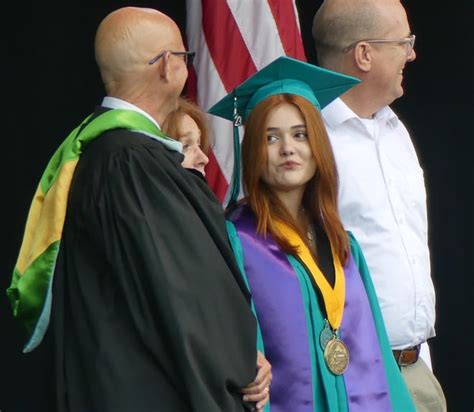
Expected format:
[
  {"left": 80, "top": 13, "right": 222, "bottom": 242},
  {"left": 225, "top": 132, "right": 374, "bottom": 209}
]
[
  {"left": 353, "top": 42, "right": 372, "bottom": 73},
  {"left": 159, "top": 51, "right": 171, "bottom": 81}
]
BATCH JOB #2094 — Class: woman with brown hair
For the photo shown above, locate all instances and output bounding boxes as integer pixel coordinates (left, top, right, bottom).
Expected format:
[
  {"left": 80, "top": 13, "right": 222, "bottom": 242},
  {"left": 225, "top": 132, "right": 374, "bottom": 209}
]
[
  {"left": 209, "top": 56, "right": 415, "bottom": 412},
  {"left": 162, "top": 97, "right": 210, "bottom": 176}
]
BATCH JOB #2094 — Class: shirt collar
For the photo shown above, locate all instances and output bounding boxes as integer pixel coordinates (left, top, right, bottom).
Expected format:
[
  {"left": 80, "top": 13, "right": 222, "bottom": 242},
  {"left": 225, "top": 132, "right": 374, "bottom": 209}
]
[
  {"left": 101, "top": 96, "right": 183, "bottom": 153},
  {"left": 101, "top": 96, "right": 162, "bottom": 130},
  {"left": 373, "top": 105, "right": 399, "bottom": 128},
  {"left": 322, "top": 97, "right": 399, "bottom": 129}
]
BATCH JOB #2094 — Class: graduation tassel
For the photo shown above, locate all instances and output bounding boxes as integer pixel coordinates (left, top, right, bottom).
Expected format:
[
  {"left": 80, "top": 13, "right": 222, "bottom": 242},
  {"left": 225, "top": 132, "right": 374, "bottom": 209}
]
[{"left": 227, "top": 94, "right": 242, "bottom": 208}]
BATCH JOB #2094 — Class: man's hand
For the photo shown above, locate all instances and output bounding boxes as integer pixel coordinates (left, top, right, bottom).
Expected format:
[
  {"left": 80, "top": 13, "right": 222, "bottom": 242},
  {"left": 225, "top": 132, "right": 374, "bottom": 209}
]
[{"left": 241, "top": 351, "right": 272, "bottom": 411}]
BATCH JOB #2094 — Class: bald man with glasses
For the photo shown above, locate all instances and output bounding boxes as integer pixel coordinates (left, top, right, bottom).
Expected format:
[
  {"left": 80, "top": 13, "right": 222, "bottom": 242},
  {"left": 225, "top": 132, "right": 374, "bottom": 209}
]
[
  {"left": 312, "top": 0, "right": 447, "bottom": 411},
  {"left": 8, "top": 6, "right": 271, "bottom": 412}
]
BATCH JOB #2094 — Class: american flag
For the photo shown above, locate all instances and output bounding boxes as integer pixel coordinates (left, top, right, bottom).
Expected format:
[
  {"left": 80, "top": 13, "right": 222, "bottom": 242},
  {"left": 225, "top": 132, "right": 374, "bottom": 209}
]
[{"left": 186, "top": 0, "right": 307, "bottom": 203}]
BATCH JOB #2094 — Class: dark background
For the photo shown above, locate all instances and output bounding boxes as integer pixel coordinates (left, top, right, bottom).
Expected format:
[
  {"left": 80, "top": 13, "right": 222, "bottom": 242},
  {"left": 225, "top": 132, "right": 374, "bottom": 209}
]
[{"left": 2, "top": 1, "right": 472, "bottom": 411}]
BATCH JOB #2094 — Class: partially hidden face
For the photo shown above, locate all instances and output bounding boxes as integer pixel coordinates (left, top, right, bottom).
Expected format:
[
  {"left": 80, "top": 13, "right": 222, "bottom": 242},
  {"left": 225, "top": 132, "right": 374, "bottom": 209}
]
[
  {"left": 261, "top": 102, "right": 316, "bottom": 194},
  {"left": 177, "top": 114, "right": 209, "bottom": 176}
]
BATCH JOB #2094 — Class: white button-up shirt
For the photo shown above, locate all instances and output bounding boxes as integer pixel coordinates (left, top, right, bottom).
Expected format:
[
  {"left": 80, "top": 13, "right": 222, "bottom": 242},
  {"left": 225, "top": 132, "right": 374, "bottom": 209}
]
[{"left": 322, "top": 98, "right": 436, "bottom": 355}]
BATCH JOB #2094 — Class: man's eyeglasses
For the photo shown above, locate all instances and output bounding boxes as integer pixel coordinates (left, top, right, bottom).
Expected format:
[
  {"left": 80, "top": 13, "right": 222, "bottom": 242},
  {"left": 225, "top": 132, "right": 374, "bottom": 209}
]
[
  {"left": 148, "top": 50, "right": 195, "bottom": 67},
  {"left": 343, "top": 34, "right": 416, "bottom": 57}
]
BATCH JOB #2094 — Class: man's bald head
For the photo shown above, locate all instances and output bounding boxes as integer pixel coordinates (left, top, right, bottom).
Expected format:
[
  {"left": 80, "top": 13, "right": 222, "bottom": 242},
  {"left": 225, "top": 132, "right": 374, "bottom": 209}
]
[
  {"left": 313, "top": 0, "right": 401, "bottom": 68},
  {"left": 95, "top": 7, "right": 184, "bottom": 94}
]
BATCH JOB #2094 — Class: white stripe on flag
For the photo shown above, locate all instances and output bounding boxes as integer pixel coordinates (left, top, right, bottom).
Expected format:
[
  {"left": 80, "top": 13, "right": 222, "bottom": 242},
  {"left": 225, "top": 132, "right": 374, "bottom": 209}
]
[{"left": 227, "top": 0, "right": 286, "bottom": 69}]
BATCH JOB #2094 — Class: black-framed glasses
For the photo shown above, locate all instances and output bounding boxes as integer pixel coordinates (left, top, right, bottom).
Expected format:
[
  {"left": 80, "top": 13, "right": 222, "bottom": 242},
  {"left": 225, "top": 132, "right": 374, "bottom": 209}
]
[
  {"left": 148, "top": 50, "right": 195, "bottom": 66},
  {"left": 343, "top": 34, "right": 416, "bottom": 57}
]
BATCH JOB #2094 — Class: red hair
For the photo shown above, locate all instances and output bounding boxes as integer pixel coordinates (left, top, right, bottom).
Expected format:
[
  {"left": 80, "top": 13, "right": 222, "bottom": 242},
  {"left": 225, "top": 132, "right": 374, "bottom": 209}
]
[
  {"left": 241, "top": 94, "right": 348, "bottom": 264},
  {"left": 162, "top": 97, "right": 210, "bottom": 153}
]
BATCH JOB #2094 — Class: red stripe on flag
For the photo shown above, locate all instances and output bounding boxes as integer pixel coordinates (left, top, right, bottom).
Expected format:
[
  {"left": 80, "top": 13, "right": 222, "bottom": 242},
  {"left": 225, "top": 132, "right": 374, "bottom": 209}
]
[
  {"left": 201, "top": 0, "right": 257, "bottom": 91},
  {"left": 268, "top": 0, "right": 307, "bottom": 60},
  {"left": 205, "top": 150, "right": 229, "bottom": 203}
]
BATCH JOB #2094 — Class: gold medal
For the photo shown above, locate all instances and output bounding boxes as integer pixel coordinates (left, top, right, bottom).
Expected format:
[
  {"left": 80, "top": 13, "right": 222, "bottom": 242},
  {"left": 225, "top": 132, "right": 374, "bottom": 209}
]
[{"left": 324, "top": 337, "right": 349, "bottom": 375}]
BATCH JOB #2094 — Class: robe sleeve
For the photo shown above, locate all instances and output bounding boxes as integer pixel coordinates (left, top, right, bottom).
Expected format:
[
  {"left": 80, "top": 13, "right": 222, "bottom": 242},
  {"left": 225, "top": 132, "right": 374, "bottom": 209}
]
[
  {"left": 79, "top": 138, "right": 256, "bottom": 411},
  {"left": 226, "top": 221, "right": 267, "bottom": 355},
  {"left": 348, "top": 231, "right": 416, "bottom": 412}
]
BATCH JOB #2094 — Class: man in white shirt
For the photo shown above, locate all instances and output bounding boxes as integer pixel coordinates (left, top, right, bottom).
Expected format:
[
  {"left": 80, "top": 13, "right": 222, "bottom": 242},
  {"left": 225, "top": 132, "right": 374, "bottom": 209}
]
[{"left": 312, "top": 0, "right": 446, "bottom": 410}]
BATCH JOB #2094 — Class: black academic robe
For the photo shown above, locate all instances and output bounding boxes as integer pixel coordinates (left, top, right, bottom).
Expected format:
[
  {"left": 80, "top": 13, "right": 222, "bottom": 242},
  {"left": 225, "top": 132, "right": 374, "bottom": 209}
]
[{"left": 51, "top": 110, "right": 257, "bottom": 412}]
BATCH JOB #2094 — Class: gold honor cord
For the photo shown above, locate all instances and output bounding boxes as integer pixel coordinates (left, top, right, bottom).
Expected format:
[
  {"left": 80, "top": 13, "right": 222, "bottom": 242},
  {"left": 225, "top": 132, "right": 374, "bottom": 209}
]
[
  {"left": 274, "top": 221, "right": 350, "bottom": 375},
  {"left": 274, "top": 221, "right": 345, "bottom": 330}
]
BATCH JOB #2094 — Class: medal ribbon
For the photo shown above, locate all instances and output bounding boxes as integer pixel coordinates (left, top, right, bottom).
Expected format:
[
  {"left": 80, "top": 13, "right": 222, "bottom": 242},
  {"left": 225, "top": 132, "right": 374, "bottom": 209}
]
[{"left": 274, "top": 221, "right": 345, "bottom": 331}]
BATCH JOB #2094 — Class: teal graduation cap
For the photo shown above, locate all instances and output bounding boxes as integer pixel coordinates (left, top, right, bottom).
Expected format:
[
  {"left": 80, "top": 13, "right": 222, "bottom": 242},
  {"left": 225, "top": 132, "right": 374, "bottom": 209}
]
[{"left": 208, "top": 55, "right": 360, "bottom": 205}]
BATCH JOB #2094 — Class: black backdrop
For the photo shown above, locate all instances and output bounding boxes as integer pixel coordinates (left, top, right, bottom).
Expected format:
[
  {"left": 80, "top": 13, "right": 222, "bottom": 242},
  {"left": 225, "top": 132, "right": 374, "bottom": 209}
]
[{"left": 2, "top": 1, "right": 473, "bottom": 411}]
